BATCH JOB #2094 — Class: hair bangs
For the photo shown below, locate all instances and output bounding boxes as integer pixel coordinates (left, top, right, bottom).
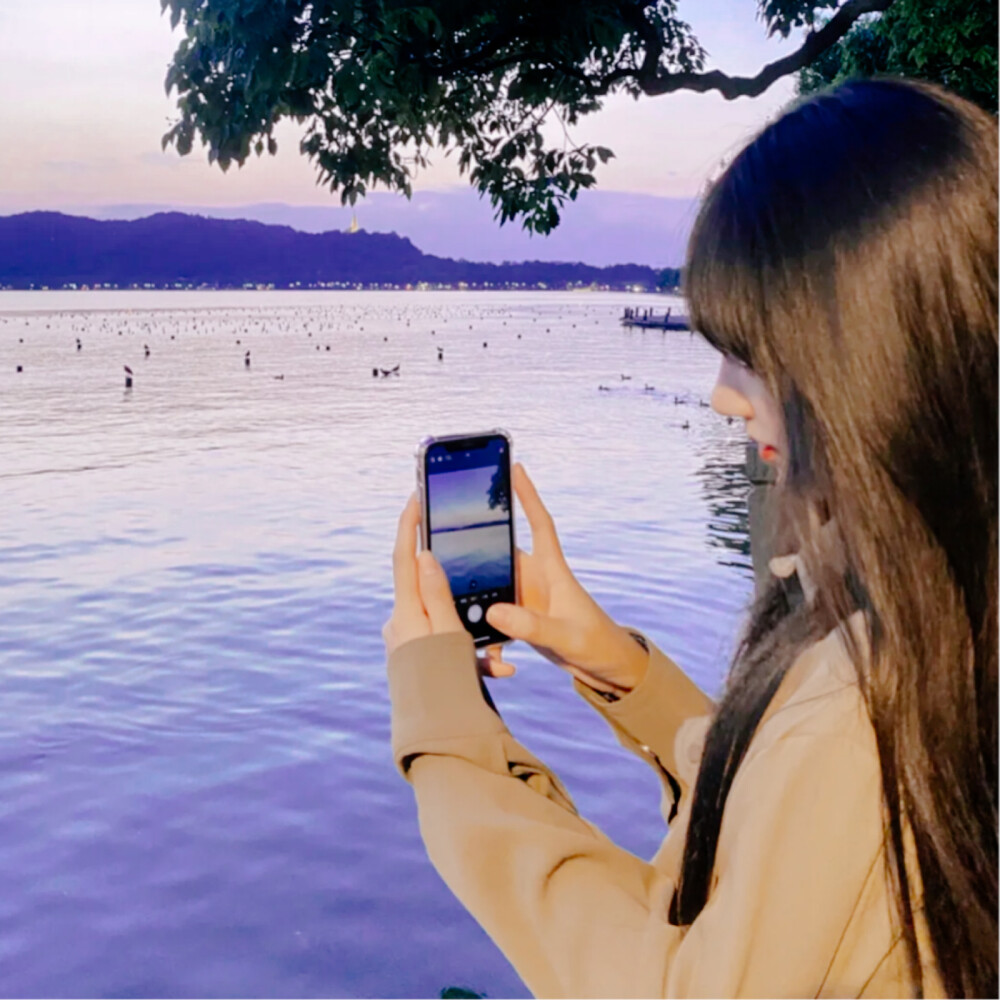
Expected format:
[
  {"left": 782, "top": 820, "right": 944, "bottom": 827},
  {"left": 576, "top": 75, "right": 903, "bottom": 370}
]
[{"left": 685, "top": 168, "right": 762, "bottom": 370}]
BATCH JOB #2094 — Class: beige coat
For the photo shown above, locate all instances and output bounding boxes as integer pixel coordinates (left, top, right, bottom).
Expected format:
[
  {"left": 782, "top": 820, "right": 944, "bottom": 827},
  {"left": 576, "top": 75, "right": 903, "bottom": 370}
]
[{"left": 388, "top": 557, "right": 942, "bottom": 998}]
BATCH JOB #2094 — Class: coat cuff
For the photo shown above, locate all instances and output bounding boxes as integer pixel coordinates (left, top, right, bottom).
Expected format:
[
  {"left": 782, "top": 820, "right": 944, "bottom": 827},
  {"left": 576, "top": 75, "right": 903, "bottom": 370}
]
[
  {"left": 574, "top": 629, "right": 712, "bottom": 781},
  {"left": 388, "top": 631, "right": 509, "bottom": 779}
]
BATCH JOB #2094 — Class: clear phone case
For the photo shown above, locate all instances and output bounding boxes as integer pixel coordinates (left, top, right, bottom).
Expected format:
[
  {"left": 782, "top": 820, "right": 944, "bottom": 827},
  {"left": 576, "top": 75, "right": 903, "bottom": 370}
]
[{"left": 415, "top": 429, "right": 516, "bottom": 647}]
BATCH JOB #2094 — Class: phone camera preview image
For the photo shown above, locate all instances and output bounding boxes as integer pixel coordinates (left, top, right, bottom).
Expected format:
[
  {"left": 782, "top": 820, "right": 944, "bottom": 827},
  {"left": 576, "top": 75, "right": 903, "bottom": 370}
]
[{"left": 424, "top": 436, "right": 514, "bottom": 647}]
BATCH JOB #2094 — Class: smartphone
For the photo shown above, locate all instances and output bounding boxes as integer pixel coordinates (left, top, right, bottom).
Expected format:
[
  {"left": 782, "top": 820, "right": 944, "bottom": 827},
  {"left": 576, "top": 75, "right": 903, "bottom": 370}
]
[{"left": 416, "top": 429, "right": 516, "bottom": 648}]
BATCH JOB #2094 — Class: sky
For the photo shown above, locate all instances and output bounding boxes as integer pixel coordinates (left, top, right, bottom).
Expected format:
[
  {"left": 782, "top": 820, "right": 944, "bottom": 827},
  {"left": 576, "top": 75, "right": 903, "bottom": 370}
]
[
  {"left": 0, "top": 1, "right": 806, "bottom": 264},
  {"left": 428, "top": 466, "right": 498, "bottom": 533}
]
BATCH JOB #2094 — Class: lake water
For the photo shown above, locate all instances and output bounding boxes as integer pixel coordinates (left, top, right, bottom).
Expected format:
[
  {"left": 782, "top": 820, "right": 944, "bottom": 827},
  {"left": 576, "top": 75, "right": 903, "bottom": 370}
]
[{"left": 0, "top": 290, "right": 753, "bottom": 998}]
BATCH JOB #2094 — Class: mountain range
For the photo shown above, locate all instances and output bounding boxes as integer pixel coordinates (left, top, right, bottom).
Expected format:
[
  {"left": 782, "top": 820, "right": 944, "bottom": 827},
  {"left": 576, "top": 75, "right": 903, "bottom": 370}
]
[
  {"left": 0, "top": 212, "right": 680, "bottom": 291},
  {"left": 76, "top": 189, "right": 698, "bottom": 268}
]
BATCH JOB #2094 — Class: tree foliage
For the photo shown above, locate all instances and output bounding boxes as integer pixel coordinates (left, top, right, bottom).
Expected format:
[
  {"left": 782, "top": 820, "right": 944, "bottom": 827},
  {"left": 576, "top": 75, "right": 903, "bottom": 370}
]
[
  {"left": 161, "top": 0, "right": 897, "bottom": 233},
  {"left": 657, "top": 267, "right": 682, "bottom": 290},
  {"left": 487, "top": 467, "right": 510, "bottom": 515},
  {"left": 799, "top": 0, "right": 998, "bottom": 112}
]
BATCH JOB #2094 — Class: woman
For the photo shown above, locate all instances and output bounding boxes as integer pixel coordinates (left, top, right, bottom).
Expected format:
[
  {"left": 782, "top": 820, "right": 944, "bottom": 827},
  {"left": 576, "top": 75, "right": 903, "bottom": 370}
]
[{"left": 383, "top": 79, "right": 997, "bottom": 998}]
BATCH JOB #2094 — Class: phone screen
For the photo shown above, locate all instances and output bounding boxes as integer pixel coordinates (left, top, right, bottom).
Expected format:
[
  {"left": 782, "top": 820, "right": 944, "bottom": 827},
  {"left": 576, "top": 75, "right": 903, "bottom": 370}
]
[{"left": 423, "top": 434, "right": 514, "bottom": 646}]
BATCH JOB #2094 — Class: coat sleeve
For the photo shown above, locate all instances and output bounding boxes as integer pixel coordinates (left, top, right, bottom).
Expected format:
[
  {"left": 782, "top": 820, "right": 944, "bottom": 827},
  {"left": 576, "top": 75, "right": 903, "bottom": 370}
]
[
  {"left": 569, "top": 628, "right": 713, "bottom": 821},
  {"left": 388, "top": 631, "right": 887, "bottom": 999}
]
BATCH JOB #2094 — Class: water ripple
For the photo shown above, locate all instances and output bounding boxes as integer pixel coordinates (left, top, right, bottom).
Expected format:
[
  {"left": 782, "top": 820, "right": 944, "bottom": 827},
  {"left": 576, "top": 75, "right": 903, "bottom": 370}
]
[{"left": 0, "top": 290, "right": 753, "bottom": 998}]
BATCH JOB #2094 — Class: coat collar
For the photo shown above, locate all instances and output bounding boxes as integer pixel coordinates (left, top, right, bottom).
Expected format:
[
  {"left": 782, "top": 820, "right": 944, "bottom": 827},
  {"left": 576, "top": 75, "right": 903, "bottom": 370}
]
[{"left": 767, "top": 516, "right": 846, "bottom": 606}]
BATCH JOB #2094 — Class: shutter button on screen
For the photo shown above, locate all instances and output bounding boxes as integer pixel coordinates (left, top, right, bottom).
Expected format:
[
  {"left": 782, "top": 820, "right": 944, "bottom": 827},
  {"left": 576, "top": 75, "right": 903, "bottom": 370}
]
[{"left": 466, "top": 603, "right": 483, "bottom": 624}]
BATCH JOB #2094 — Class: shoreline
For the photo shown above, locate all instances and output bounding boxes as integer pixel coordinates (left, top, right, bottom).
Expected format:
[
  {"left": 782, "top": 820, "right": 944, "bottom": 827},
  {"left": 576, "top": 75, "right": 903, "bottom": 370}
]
[{"left": 0, "top": 286, "right": 682, "bottom": 318}]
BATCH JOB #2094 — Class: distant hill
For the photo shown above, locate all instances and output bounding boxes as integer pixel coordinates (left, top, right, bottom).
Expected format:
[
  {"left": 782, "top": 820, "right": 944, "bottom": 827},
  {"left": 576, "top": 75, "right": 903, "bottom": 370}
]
[
  {"left": 0, "top": 212, "right": 679, "bottom": 291},
  {"left": 86, "top": 190, "right": 697, "bottom": 268}
]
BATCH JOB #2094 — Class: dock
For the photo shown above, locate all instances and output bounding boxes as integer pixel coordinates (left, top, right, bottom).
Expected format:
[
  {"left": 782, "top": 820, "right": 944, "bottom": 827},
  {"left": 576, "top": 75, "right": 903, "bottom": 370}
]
[{"left": 620, "top": 307, "right": 690, "bottom": 330}]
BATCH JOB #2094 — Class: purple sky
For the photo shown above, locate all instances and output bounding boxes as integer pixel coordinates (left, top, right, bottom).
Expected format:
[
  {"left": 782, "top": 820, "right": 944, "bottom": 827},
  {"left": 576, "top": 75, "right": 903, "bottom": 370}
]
[
  {"left": 0, "top": 1, "right": 807, "bottom": 264},
  {"left": 428, "top": 466, "right": 499, "bottom": 533}
]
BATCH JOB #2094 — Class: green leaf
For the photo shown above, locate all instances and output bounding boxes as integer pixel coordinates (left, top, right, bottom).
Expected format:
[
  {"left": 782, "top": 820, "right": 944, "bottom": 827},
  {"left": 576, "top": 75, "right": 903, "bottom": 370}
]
[{"left": 164, "top": 0, "right": 997, "bottom": 235}]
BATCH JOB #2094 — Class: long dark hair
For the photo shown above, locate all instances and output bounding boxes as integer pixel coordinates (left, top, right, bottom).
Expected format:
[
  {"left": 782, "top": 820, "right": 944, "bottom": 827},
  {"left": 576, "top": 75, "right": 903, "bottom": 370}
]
[{"left": 677, "top": 78, "right": 998, "bottom": 998}]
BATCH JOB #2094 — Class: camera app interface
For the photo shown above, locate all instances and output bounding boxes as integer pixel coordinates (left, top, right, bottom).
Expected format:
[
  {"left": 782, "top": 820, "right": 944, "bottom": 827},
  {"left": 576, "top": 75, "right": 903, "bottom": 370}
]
[{"left": 426, "top": 438, "right": 513, "bottom": 600}]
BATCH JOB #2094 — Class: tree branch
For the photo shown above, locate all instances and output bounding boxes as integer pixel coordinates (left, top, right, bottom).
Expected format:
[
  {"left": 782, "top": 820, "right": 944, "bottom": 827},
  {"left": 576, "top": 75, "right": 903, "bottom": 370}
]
[
  {"left": 413, "top": 0, "right": 894, "bottom": 105},
  {"left": 637, "top": 0, "right": 896, "bottom": 98},
  {"left": 618, "top": 0, "right": 663, "bottom": 82}
]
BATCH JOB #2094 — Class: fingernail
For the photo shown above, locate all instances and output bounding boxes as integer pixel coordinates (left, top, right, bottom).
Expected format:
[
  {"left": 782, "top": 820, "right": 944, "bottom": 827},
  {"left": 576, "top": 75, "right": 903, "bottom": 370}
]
[{"left": 487, "top": 605, "right": 509, "bottom": 625}]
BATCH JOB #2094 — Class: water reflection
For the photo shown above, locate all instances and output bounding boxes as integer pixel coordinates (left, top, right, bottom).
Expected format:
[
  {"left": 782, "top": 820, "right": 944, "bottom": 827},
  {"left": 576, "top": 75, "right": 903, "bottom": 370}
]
[{"left": 695, "top": 455, "right": 752, "bottom": 576}]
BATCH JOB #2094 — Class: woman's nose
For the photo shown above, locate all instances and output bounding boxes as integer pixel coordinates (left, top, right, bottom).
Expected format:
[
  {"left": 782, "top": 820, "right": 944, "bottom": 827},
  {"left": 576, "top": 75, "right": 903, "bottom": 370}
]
[
  {"left": 711, "top": 359, "right": 754, "bottom": 419},
  {"left": 711, "top": 382, "right": 753, "bottom": 418}
]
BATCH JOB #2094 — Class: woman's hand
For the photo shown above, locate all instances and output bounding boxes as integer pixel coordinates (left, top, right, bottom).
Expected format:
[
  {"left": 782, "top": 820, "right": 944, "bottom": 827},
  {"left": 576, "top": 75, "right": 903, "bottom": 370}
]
[
  {"left": 382, "top": 492, "right": 468, "bottom": 657},
  {"left": 479, "top": 463, "right": 649, "bottom": 696}
]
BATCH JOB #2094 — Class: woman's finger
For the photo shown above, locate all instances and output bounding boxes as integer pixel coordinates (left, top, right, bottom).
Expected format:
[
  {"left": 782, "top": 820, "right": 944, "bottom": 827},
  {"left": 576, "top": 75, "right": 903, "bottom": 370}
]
[
  {"left": 392, "top": 493, "right": 423, "bottom": 614},
  {"left": 486, "top": 602, "right": 576, "bottom": 656},
  {"left": 512, "top": 463, "right": 565, "bottom": 562},
  {"left": 416, "top": 551, "right": 464, "bottom": 632},
  {"left": 477, "top": 646, "right": 517, "bottom": 678},
  {"left": 512, "top": 546, "right": 532, "bottom": 603},
  {"left": 490, "top": 659, "right": 517, "bottom": 678}
]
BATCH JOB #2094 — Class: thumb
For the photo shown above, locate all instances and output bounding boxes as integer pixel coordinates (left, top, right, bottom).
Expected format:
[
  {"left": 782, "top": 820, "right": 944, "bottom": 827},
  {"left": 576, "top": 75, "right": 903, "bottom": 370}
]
[
  {"left": 486, "top": 603, "right": 574, "bottom": 652},
  {"left": 417, "top": 551, "right": 464, "bottom": 632}
]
